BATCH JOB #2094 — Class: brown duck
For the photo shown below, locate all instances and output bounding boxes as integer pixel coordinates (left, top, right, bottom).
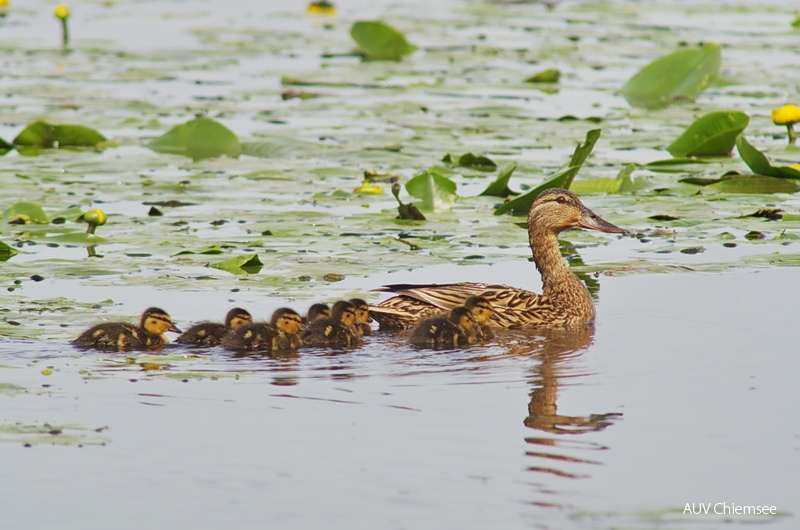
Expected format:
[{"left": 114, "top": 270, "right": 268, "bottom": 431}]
[
  {"left": 72, "top": 307, "right": 181, "bottom": 352},
  {"left": 370, "top": 188, "right": 625, "bottom": 329}
]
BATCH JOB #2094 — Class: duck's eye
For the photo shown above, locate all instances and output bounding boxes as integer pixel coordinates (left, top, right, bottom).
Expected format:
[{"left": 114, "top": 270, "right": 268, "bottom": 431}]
[{"left": 555, "top": 196, "right": 566, "bottom": 204}]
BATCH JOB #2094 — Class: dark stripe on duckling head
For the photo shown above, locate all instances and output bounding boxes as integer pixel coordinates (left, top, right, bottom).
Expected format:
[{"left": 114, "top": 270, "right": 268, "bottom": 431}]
[
  {"left": 140, "top": 307, "right": 181, "bottom": 334},
  {"left": 306, "top": 303, "right": 331, "bottom": 323},
  {"left": 225, "top": 307, "right": 252, "bottom": 329},
  {"left": 271, "top": 307, "right": 303, "bottom": 334}
]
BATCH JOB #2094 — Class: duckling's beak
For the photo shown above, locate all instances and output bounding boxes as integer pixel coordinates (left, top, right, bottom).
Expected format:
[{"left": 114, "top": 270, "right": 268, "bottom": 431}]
[
  {"left": 169, "top": 323, "right": 182, "bottom": 334},
  {"left": 578, "top": 206, "right": 626, "bottom": 235}
]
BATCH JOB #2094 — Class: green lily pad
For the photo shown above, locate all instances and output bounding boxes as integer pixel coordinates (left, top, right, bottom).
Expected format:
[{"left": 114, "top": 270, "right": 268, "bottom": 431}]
[
  {"left": 524, "top": 68, "right": 561, "bottom": 83},
  {"left": 494, "top": 129, "right": 601, "bottom": 216},
  {"left": 209, "top": 254, "right": 264, "bottom": 274},
  {"left": 736, "top": 136, "right": 800, "bottom": 179},
  {"left": 350, "top": 21, "right": 417, "bottom": 61},
  {"left": 479, "top": 162, "right": 519, "bottom": 197},
  {"left": 405, "top": 169, "right": 458, "bottom": 212},
  {"left": 441, "top": 152, "right": 497, "bottom": 171},
  {"left": 0, "top": 422, "right": 109, "bottom": 447},
  {"left": 0, "top": 241, "right": 19, "bottom": 261},
  {"left": 667, "top": 111, "right": 750, "bottom": 157},
  {"left": 13, "top": 121, "right": 106, "bottom": 148},
  {"left": 621, "top": 43, "right": 722, "bottom": 108},
  {"left": 147, "top": 117, "right": 242, "bottom": 161},
  {"left": 709, "top": 174, "right": 800, "bottom": 193},
  {"left": 2, "top": 201, "right": 49, "bottom": 225}
]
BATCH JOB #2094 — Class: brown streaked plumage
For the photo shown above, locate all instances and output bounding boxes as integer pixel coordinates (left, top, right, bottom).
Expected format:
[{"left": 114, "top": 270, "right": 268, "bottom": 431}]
[
  {"left": 302, "top": 300, "right": 362, "bottom": 349},
  {"left": 348, "top": 298, "right": 373, "bottom": 336},
  {"left": 176, "top": 307, "right": 252, "bottom": 347},
  {"left": 221, "top": 308, "right": 303, "bottom": 352},
  {"left": 72, "top": 307, "right": 181, "bottom": 352},
  {"left": 305, "top": 303, "right": 330, "bottom": 324},
  {"left": 409, "top": 306, "right": 475, "bottom": 349},
  {"left": 371, "top": 189, "right": 625, "bottom": 329}
]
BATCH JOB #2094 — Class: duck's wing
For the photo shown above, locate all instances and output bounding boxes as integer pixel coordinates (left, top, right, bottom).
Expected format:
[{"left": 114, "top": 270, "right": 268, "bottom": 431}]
[{"left": 371, "top": 282, "right": 545, "bottom": 329}]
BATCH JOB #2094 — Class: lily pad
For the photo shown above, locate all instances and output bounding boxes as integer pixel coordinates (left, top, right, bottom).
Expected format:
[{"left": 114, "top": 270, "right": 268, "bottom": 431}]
[
  {"left": 479, "top": 162, "right": 519, "bottom": 197},
  {"left": 667, "top": 111, "right": 750, "bottom": 157},
  {"left": 350, "top": 21, "right": 417, "bottom": 61},
  {"left": 494, "top": 129, "right": 601, "bottom": 216},
  {"left": 709, "top": 175, "right": 800, "bottom": 194},
  {"left": 736, "top": 136, "right": 800, "bottom": 179},
  {"left": 2, "top": 201, "right": 49, "bottom": 225},
  {"left": 524, "top": 68, "right": 561, "bottom": 83},
  {"left": 209, "top": 254, "right": 264, "bottom": 274},
  {"left": 0, "top": 241, "right": 19, "bottom": 261},
  {"left": 441, "top": 152, "right": 497, "bottom": 171},
  {"left": 147, "top": 117, "right": 242, "bottom": 161},
  {"left": 13, "top": 120, "right": 107, "bottom": 148},
  {"left": 621, "top": 43, "right": 722, "bottom": 108},
  {"left": 405, "top": 170, "right": 458, "bottom": 212}
]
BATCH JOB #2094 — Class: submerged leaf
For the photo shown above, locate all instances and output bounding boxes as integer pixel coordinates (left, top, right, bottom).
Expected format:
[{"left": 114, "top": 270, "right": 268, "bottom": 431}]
[
  {"left": 147, "top": 117, "right": 241, "bottom": 161},
  {"left": 209, "top": 254, "right": 264, "bottom": 274},
  {"left": 13, "top": 120, "right": 106, "bottom": 148},
  {"left": 621, "top": 43, "right": 722, "bottom": 108},
  {"left": 350, "top": 21, "right": 417, "bottom": 61},
  {"left": 405, "top": 170, "right": 457, "bottom": 212},
  {"left": 667, "top": 111, "right": 750, "bottom": 157},
  {"left": 494, "top": 129, "right": 601, "bottom": 216}
]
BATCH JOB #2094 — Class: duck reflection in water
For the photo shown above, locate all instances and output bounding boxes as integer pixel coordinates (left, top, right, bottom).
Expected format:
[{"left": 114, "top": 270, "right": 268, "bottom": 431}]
[{"left": 504, "top": 326, "right": 622, "bottom": 489}]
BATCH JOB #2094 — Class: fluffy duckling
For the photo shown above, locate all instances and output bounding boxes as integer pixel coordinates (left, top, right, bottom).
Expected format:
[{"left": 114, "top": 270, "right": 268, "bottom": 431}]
[
  {"left": 464, "top": 296, "right": 494, "bottom": 342},
  {"left": 302, "top": 300, "right": 362, "bottom": 349},
  {"left": 349, "top": 298, "right": 373, "bottom": 336},
  {"left": 176, "top": 307, "right": 252, "bottom": 347},
  {"left": 221, "top": 307, "right": 303, "bottom": 353},
  {"left": 305, "top": 303, "right": 330, "bottom": 324},
  {"left": 408, "top": 306, "right": 475, "bottom": 350},
  {"left": 72, "top": 307, "right": 181, "bottom": 352}
]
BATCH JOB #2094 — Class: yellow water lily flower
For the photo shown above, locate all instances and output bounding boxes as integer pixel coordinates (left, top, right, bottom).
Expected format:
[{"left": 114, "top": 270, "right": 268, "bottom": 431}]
[
  {"left": 306, "top": 1, "right": 337, "bottom": 16},
  {"left": 772, "top": 104, "right": 800, "bottom": 145},
  {"left": 0, "top": 0, "right": 10, "bottom": 10},
  {"left": 354, "top": 180, "right": 384, "bottom": 194},
  {"left": 54, "top": 3, "right": 70, "bottom": 19}
]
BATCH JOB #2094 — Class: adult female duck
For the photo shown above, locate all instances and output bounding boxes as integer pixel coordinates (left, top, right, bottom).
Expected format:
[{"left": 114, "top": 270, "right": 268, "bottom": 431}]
[{"left": 370, "top": 188, "right": 625, "bottom": 329}]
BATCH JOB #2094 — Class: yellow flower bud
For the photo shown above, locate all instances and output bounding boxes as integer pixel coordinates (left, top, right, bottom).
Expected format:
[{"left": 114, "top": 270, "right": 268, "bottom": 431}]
[
  {"left": 306, "top": 1, "right": 337, "bottom": 16},
  {"left": 771, "top": 104, "right": 800, "bottom": 125},
  {"left": 83, "top": 208, "right": 107, "bottom": 226},
  {"left": 0, "top": 0, "right": 10, "bottom": 9},
  {"left": 54, "top": 3, "right": 70, "bottom": 20}
]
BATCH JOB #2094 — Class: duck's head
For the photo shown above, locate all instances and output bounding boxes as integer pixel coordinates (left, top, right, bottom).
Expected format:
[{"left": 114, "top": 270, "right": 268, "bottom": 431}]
[
  {"left": 528, "top": 188, "right": 625, "bottom": 235},
  {"left": 140, "top": 307, "right": 181, "bottom": 336},
  {"left": 464, "top": 296, "right": 493, "bottom": 324},
  {"left": 306, "top": 303, "right": 331, "bottom": 323},
  {"left": 271, "top": 308, "right": 303, "bottom": 335},
  {"left": 449, "top": 306, "right": 475, "bottom": 332},
  {"left": 225, "top": 307, "right": 252, "bottom": 330},
  {"left": 348, "top": 298, "right": 373, "bottom": 324},
  {"left": 331, "top": 300, "right": 357, "bottom": 328}
]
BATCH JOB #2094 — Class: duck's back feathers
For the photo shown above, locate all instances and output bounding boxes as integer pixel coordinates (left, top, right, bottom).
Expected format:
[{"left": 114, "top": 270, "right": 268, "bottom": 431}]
[
  {"left": 72, "top": 322, "right": 146, "bottom": 352},
  {"left": 176, "top": 322, "right": 228, "bottom": 347}
]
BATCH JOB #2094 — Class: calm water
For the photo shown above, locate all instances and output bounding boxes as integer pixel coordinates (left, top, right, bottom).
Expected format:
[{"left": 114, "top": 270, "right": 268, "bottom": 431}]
[{"left": 1, "top": 266, "right": 797, "bottom": 529}]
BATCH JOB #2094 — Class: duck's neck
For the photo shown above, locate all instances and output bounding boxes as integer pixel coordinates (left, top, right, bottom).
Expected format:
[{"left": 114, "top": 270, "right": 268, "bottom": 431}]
[{"left": 529, "top": 228, "right": 590, "bottom": 303}]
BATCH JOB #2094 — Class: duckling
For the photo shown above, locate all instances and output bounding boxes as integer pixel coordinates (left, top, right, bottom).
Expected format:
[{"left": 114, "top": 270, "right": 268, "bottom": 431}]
[
  {"left": 72, "top": 307, "right": 181, "bottom": 352},
  {"left": 302, "top": 300, "right": 362, "bottom": 349},
  {"left": 305, "top": 303, "right": 330, "bottom": 324},
  {"left": 408, "top": 306, "right": 475, "bottom": 350},
  {"left": 464, "top": 296, "right": 494, "bottom": 342},
  {"left": 221, "top": 307, "right": 303, "bottom": 353},
  {"left": 176, "top": 307, "right": 252, "bottom": 347},
  {"left": 348, "top": 298, "right": 373, "bottom": 336}
]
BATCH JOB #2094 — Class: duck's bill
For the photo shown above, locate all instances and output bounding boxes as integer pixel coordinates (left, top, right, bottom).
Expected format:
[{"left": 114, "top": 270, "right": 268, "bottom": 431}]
[
  {"left": 579, "top": 207, "right": 626, "bottom": 234},
  {"left": 169, "top": 324, "right": 182, "bottom": 333}
]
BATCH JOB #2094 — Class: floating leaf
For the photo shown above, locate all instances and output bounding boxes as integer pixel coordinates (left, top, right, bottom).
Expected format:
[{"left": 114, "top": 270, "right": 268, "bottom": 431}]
[
  {"left": 147, "top": 117, "right": 241, "bottom": 161},
  {"left": 621, "top": 43, "right": 722, "bottom": 108},
  {"left": 2, "top": 201, "right": 49, "bottom": 225},
  {"left": 709, "top": 175, "right": 799, "bottom": 194},
  {"left": 570, "top": 177, "right": 622, "bottom": 194},
  {"left": 524, "top": 68, "right": 560, "bottom": 83},
  {"left": 0, "top": 241, "right": 19, "bottom": 261},
  {"left": 667, "top": 111, "right": 750, "bottom": 157},
  {"left": 0, "top": 137, "right": 12, "bottom": 153},
  {"left": 241, "top": 137, "right": 321, "bottom": 158},
  {"left": 441, "top": 152, "right": 497, "bottom": 171},
  {"left": 494, "top": 129, "right": 601, "bottom": 216},
  {"left": 405, "top": 169, "right": 457, "bottom": 212},
  {"left": 350, "top": 21, "right": 417, "bottom": 61},
  {"left": 736, "top": 136, "right": 800, "bottom": 179},
  {"left": 13, "top": 120, "right": 106, "bottom": 147},
  {"left": 479, "top": 162, "right": 519, "bottom": 197},
  {"left": 209, "top": 254, "right": 263, "bottom": 274}
]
